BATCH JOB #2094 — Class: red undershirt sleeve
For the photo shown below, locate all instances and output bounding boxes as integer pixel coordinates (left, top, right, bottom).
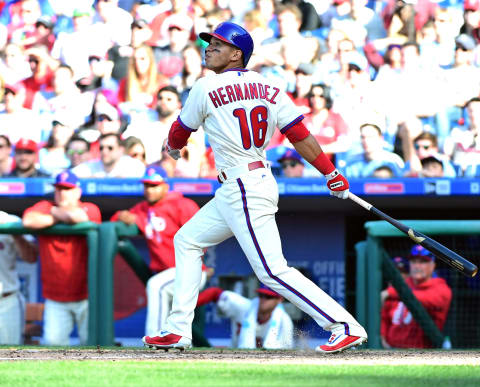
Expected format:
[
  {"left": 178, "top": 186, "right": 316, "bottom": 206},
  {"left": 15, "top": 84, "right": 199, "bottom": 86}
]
[
  {"left": 168, "top": 118, "right": 193, "bottom": 149},
  {"left": 283, "top": 121, "right": 310, "bottom": 143}
]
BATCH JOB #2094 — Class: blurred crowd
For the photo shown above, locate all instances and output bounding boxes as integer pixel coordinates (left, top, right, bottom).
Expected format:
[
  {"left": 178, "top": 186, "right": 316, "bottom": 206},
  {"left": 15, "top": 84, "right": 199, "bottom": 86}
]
[{"left": 0, "top": 0, "right": 480, "bottom": 180}]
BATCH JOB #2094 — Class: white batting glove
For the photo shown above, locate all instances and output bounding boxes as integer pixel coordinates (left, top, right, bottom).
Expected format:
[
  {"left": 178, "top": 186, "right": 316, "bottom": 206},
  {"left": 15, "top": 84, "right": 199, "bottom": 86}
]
[{"left": 165, "top": 140, "right": 181, "bottom": 160}]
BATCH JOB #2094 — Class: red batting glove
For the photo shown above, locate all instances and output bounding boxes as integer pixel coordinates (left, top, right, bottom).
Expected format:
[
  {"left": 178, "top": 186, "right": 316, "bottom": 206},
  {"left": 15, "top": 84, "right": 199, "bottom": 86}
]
[{"left": 325, "top": 169, "right": 349, "bottom": 199}]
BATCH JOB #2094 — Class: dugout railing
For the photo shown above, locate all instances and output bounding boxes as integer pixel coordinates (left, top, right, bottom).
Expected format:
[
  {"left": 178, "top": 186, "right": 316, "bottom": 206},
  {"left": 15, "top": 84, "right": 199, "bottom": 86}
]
[
  {"left": 356, "top": 220, "right": 480, "bottom": 349},
  {"left": 0, "top": 222, "right": 100, "bottom": 345}
]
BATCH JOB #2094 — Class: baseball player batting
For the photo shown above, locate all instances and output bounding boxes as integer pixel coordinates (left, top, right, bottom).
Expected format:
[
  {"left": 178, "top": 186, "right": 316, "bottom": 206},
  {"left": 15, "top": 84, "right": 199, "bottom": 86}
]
[{"left": 143, "top": 22, "right": 367, "bottom": 353}]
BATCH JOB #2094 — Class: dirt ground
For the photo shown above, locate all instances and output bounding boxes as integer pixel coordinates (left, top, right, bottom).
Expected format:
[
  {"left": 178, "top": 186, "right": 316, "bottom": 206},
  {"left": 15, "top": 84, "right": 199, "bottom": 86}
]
[{"left": 1, "top": 348, "right": 479, "bottom": 365}]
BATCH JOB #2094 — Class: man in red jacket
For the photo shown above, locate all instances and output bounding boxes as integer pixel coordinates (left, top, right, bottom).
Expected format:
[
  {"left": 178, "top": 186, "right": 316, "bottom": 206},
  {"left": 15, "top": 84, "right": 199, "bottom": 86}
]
[
  {"left": 381, "top": 245, "right": 452, "bottom": 348},
  {"left": 22, "top": 170, "right": 102, "bottom": 345},
  {"left": 112, "top": 166, "right": 208, "bottom": 337}
]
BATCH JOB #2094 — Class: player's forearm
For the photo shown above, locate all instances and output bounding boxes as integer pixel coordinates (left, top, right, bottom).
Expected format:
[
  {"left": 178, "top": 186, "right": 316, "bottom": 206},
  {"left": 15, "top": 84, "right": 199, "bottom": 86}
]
[
  {"left": 12, "top": 235, "right": 38, "bottom": 263},
  {"left": 293, "top": 134, "right": 336, "bottom": 175},
  {"left": 22, "top": 212, "right": 56, "bottom": 229}
]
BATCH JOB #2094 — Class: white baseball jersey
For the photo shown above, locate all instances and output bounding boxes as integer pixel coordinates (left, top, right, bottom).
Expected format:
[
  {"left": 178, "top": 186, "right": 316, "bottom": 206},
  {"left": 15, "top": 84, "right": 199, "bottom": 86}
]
[
  {"left": 179, "top": 69, "right": 303, "bottom": 170},
  {"left": 217, "top": 290, "right": 294, "bottom": 349}
]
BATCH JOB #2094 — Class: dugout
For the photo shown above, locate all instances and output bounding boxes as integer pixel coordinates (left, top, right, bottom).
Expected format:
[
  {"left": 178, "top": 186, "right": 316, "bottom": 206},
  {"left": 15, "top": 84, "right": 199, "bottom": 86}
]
[{"left": 3, "top": 176, "right": 480, "bottom": 348}]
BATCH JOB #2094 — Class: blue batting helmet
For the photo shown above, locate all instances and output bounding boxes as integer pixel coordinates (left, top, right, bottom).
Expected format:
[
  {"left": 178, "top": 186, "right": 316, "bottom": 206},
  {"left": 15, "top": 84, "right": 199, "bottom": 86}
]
[{"left": 199, "top": 22, "right": 254, "bottom": 67}]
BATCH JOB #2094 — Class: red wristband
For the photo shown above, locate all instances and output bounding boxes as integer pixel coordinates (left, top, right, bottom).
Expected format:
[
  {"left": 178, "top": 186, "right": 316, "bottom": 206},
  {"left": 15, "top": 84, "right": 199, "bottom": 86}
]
[{"left": 312, "top": 152, "right": 335, "bottom": 175}]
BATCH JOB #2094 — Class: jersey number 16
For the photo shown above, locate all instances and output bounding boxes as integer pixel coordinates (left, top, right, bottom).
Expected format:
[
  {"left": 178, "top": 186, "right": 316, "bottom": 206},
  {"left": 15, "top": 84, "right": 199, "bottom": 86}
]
[{"left": 233, "top": 106, "right": 268, "bottom": 150}]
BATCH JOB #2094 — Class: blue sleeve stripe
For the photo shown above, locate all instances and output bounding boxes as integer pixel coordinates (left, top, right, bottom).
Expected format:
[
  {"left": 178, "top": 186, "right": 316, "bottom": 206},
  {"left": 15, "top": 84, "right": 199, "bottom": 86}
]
[
  {"left": 280, "top": 115, "right": 304, "bottom": 134},
  {"left": 178, "top": 116, "right": 197, "bottom": 132}
]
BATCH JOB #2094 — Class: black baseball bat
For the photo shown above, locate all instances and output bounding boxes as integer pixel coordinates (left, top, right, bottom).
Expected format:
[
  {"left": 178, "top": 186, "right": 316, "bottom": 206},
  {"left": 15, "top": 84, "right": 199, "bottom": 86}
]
[{"left": 348, "top": 192, "right": 478, "bottom": 278}]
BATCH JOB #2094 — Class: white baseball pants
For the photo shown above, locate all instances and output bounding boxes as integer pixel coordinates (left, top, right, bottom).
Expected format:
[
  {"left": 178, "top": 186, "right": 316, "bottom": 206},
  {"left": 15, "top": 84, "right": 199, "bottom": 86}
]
[
  {"left": 165, "top": 166, "right": 366, "bottom": 339},
  {"left": 0, "top": 291, "right": 25, "bottom": 345},
  {"left": 43, "top": 299, "right": 88, "bottom": 345},
  {"left": 145, "top": 267, "right": 207, "bottom": 336}
]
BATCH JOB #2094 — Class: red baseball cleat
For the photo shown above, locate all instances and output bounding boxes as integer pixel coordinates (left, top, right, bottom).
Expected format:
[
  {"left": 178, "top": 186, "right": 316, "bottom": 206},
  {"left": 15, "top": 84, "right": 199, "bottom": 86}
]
[
  {"left": 315, "top": 333, "right": 367, "bottom": 353},
  {"left": 142, "top": 331, "right": 192, "bottom": 350}
]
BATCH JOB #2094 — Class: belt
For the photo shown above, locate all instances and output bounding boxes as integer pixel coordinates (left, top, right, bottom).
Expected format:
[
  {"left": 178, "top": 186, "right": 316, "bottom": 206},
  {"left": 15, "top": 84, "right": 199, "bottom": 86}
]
[
  {"left": 0, "top": 291, "right": 15, "bottom": 299},
  {"left": 217, "top": 161, "right": 267, "bottom": 184}
]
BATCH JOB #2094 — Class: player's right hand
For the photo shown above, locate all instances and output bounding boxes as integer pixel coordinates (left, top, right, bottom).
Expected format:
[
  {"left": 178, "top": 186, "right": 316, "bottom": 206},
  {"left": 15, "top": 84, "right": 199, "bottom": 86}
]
[
  {"left": 325, "top": 169, "right": 349, "bottom": 199},
  {"left": 165, "top": 140, "right": 181, "bottom": 160}
]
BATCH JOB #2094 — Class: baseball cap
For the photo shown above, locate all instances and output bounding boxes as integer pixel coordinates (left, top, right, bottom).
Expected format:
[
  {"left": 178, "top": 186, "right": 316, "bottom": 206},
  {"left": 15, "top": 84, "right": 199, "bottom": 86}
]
[
  {"left": 166, "top": 14, "right": 193, "bottom": 32},
  {"left": 256, "top": 283, "right": 281, "bottom": 298},
  {"left": 35, "top": 15, "right": 53, "bottom": 29},
  {"left": 277, "top": 148, "right": 304, "bottom": 165},
  {"left": 96, "top": 102, "right": 119, "bottom": 121},
  {"left": 392, "top": 256, "right": 409, "bottom": 273},
  {"left": 409, "top": 245, "right": 435, "bottom": 262},
  {"left": 420, "top": 155, "right": 443, "bottom": 167},
  {"left": 73, "top": 7, "right": 94, "bottom": 18},
  {"left": 465, "top": 0, "right": 480, "bottom": 11},
  {"left": 141, "top": 166, "right": 167, "bottom": 185},
  {"left": 54, "top": 170, "right": 80, "bottom": 188},
  {"left": 15, "top": 138, "right": 37, "bottom": 152},
  {"left": 455, "top": 34, "right": 476, "bottom": 51},
  {"left": 131, "top": 18, "right": 148, "bottom": 29},
  {"left": 5, "top": 82, "right": 25, "bottom": 95},
  {"left": 296, "top": 63, "right": 316, "bottom": 75}
]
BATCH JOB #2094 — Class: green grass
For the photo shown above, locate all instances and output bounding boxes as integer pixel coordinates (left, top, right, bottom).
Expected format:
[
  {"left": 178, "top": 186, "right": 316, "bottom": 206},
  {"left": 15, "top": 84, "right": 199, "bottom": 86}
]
[{"left": 0, "top": 362, "right": 479, "bottom": 387}]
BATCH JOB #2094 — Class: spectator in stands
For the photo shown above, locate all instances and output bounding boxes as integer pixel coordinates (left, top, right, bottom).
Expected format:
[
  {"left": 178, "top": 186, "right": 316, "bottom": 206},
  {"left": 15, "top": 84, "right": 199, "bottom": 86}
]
[
  {"left": 419, "top": 155, "right": 445, "bottom": 178},
  {"left": 72, "top": 133, "right": 145, "bottom": 178},
  {"left": 65, "top": 135, "right": 91, "bottom": 169},
  {"left": 260, "top": 4, "right": 320, "bottom": 67},
  {"left": 124, "top": 136, "right": 147, "bottom": 165},
  {"left": 22, "top": 170, "right": 102, "bottom": 345},
  {"left": 0, "top": 210, "right": 38, "bottom": 345},
  {"left": 93, "top": 0, "right": 133, "bottom": 50},
  {"left": 371, "top": 164, "right": 394, "bottom": 179},
  {"left": 88, "top": 100, "right": 124, "bottom": 159},
  {"left": 47, "top": 64, "right": 95, "bottom": 130},
  {"left": 8, "top": 139, "right": 49, "bottom": 178},
  {"left": 277, "top": 148, "right": 305, "bottom": 178},
  {"left": 111, "top": 165, "right": 209, "bottom": 336},
  {"left": 118, "top": 44, "right": 162, "bottom": 109},
  {"left": 196, "top": 284, "right": 294, "bottom": 349},
  {"left": 123, "top": 85, "right": 182, "bottom": 164},
  {"left": 108, "top": 17, "right": 153, "bottom": 82},
  {"left": 381, "top": 244, "right": 452, "bottom": 349},
  {"left": 76, "top": 54, "right": 115, "bottom": 93},
  {"left": 38, "top": 117, "right": 75, "bottom": 176},
  {"left": 288, "top": 63, "right": 316, "bottom": 114},
  {"left": 0, "top": 82, "right": 49, "bottom": 144},
  {"left": 343, "top": 123, "right": 405, "bottom": 178},
  {"left": 22, "top": 45, "right": 58, "bottom": 110},
  {"left": 303, "top": 83, "right": 351, "bottom": 160},
  {"left": 179, "top": 43, "right": 204, "bottom": 102},
  {"left": 402, "top": 131, "right": 456, "bottom": 177},
  {"left": 155, "top": 15, "right": 194, "bottom": 89},
  {"left": 0, "top": 43, "right": 31, "bottom": 84},
  {"left": 460, "top": 0, "right": 480, "bottom": 44},
  {"left": 444, "top": 97, "right": 480, "bottom": 174},
  {"left": 10, "top": 0, "right": 50, "bottom": 50},
  {"left": 50, "top": 6, "right": 97, "bottom": 81},
  {"left": 0, "top": 135, "right": 14, "bottom": 177}
]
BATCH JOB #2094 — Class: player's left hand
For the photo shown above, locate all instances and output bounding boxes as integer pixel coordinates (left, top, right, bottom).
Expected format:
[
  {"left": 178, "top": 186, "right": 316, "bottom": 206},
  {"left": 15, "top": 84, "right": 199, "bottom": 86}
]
[
  {"left": 325, "top": 169, "right": 349, "bottom": 199},
  {"left": 165, "top": 140, "right": 181, "bottom": 160}
]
